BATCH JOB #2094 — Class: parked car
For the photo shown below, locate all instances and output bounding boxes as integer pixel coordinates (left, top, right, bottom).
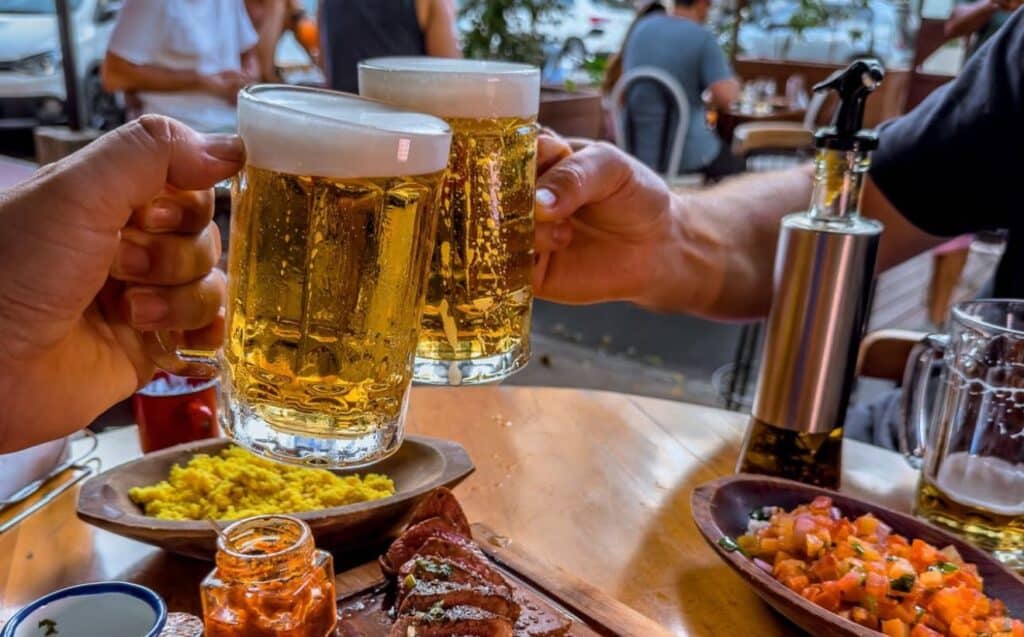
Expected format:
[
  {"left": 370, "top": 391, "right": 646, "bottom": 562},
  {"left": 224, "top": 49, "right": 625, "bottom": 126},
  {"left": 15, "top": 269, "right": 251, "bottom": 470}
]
[
  {"left": 735, "top": 0, "right": 913, "bottom": 68},
  {"left": 0, "top": 0, "right": 123, "bottom": 131}
]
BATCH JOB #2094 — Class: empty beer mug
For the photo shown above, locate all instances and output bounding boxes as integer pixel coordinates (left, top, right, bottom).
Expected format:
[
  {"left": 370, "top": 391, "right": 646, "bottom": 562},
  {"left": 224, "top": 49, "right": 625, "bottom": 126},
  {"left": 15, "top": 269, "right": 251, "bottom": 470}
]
[{"left": 901, "top": 299, "right": 1024, "bottom": 569}]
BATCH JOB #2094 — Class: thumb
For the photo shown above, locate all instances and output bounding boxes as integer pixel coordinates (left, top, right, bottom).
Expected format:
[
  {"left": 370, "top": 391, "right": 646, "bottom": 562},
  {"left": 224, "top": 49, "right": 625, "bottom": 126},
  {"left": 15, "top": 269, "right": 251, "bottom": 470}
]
[
  {"left": 535, "top": 142, "right": 633, "bottom": 224},
  {"left": 46, "top": 115, "right": 244, "bottom": 233}
]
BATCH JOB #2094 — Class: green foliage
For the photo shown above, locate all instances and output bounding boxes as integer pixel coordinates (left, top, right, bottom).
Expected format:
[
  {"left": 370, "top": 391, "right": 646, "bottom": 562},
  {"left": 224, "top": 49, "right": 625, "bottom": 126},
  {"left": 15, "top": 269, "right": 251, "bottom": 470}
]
[{"left": 459, "top": 0, "right": 563, "bottom": 66}]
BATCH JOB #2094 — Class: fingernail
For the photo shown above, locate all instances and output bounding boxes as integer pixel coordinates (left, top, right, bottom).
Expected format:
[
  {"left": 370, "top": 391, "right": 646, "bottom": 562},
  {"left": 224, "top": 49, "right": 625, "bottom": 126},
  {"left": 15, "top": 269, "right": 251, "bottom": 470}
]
[
  {"left": 115, "top": 241, "right": 151, "bottom": 276},
  {"left": 203, "top": 134, "right": 245, "bottom": 163},
  {"left": 552, "top": 222, "right": 572, "bottom": 245},
  {"left": 143, "top": 205, "right": 182, "bottom": 231},
  {"left": 536, "top": 188, "right": 557, "bottom": 208},
  {"left": 130, "top": 290, "right": 169, "bottom": 326}
]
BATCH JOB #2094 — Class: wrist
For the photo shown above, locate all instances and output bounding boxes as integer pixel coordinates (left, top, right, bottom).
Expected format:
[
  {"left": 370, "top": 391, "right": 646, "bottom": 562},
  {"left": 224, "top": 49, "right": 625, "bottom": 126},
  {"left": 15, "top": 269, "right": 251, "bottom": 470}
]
[{"left": 633, "top": 192, "right": 726, "bottom": 316}]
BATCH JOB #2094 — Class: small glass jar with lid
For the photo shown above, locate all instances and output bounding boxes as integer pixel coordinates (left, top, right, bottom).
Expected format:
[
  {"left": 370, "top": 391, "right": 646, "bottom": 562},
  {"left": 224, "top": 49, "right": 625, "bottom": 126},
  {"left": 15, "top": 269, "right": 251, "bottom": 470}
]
[{"left": 201, "top": 515, "right": 336, "bottom": 637}]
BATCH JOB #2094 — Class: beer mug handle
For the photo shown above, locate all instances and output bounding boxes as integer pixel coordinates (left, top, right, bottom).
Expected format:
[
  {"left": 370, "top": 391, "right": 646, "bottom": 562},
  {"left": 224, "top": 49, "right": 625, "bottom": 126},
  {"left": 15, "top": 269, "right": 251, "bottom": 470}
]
[
  {"left": 143, "top": 330, "right": 220, "bottom": 379},
  {"left": 898, "top": 333, "right": 948, "bottom": 469}
]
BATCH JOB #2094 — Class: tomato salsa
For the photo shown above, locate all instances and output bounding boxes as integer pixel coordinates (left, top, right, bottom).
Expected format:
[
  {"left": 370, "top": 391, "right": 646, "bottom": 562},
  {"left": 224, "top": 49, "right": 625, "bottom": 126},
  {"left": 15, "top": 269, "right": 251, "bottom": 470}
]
[{"left": 730, "top": 497, "right": 1024, "bottom": 637}]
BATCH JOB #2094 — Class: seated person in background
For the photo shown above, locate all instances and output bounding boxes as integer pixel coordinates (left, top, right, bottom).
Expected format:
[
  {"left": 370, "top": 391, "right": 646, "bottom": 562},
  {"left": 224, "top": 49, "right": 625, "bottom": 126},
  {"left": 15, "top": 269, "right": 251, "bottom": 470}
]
[
  {"left": 246, "top": 0, "right": 320, "bottom": 82},
  {"left": 601, "top": 0, "right": 670, "bottom": 96},
  {"left": 101, "top": 0, "right": 259, "bottom": 133},
  {"left": 321, "top": 0, "right": 460, "bottom": 93},
  {"left": 622, "top": 0, "right": 743, "bottom": 181},
  {"left": 944, "top": 0, "right": 1021, "bottom": 58}
]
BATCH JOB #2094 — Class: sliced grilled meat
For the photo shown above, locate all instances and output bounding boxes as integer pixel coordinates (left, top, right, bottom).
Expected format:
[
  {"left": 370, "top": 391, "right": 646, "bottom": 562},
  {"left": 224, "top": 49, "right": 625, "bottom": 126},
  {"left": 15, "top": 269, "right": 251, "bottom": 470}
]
[
  {"left": 397, "top": 556, "right": 512, "bottom": 607},
  {"left": 388, "top": 606, "right": 514, "bottom": 637},
  {"left": 511, "top": 589, "right": 572, "bottom": 637},
  {"left": 406, "top": 488, "right": 472, "bottom": 537},
  {"left": 401, "top": 545, "right": 509, "bottom": 589},
  {"left": 382, "top": 517, "right": 468, "bottom": 576},
  {"left": 398, "top": 580, "right": 520, "bottom": 622}
]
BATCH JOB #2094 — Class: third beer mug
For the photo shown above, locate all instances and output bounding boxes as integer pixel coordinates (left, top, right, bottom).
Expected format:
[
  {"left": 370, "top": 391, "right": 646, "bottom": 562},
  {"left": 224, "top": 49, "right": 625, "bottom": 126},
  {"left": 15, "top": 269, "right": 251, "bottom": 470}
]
[
  {"left": 153, "top": 85, "right": 452, "bottom": 468},
  {"left": 901, "top": 300, "right": 1024, "bottom": 569},
  {"left": 359, "top": 58, "right": 540, "bottom": 385}
]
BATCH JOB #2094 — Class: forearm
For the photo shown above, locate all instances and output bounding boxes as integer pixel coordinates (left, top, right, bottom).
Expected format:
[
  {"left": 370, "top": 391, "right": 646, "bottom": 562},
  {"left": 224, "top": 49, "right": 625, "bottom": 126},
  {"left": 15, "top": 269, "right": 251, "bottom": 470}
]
[
  {"left": 944, "top": 0, "right": 997, "bottom": 38},
  {"left": 102, "top": 53, "right": 204, "bottom": 93},
  {"left": 641, "top": 165, "right": 815, "bottom": 319}
]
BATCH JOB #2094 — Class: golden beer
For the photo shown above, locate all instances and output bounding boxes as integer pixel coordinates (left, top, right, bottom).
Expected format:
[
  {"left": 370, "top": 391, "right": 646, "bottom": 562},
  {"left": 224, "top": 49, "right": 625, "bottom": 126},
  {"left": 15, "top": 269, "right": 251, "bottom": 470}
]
[
  {"left": 360, "top": 58, "right": 540, "bottom": 385},
  {"left": 917, "top": 454, "right": 1024, "bottom": 569},
  {"left": 224, "top": 86, "right": 451, "bottom": 467}
]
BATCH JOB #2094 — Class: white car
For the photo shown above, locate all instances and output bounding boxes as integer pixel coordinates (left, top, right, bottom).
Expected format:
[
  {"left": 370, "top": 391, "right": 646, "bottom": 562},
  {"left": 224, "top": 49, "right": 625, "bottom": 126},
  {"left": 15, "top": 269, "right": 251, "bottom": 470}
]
[{"left": 0, "top": 0, "right": 122, "bottom": 130}]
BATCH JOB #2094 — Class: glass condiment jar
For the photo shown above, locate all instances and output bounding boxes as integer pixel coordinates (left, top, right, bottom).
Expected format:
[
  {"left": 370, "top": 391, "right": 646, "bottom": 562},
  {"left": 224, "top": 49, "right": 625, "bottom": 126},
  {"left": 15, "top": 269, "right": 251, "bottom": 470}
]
[{"left": 201, "top": 515, "right": 336, "bottom": 637}]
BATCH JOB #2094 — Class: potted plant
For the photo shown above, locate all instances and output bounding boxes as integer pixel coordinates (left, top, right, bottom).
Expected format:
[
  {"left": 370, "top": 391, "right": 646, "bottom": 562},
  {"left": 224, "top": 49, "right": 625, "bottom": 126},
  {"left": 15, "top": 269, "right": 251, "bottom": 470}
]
[{"left": 459, "top": 0, "right": 606, "bottom": 138}]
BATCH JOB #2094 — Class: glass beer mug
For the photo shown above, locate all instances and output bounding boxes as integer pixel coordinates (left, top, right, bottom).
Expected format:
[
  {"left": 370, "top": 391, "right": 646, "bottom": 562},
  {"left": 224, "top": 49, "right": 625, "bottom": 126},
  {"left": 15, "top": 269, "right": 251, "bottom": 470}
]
[
  {"left": 150, "top": 85, "right": 452, "bottom": 469},
  {"left": 901, "top": 300, "right": 1024, "bottom": 569}
]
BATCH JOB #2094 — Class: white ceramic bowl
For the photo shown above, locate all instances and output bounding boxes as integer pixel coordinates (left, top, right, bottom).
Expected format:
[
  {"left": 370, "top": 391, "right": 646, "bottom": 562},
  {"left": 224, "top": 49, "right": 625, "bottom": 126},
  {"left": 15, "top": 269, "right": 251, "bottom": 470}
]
[{"left": 1, "top": 582, "right": 167, "bottom": 637}]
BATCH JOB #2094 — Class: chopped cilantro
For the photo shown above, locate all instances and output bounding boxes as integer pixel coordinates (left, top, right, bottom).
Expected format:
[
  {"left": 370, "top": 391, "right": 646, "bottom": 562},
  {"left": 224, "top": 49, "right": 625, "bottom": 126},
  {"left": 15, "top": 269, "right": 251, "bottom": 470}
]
[
  {"left": 749, "top": 507, "right": 772, "bottom": 521},
  {"left": 426, "top": 601, "right": 445, "bottom": 623},
  {"left": 929, "top": 561, "right": 959, "bottom": 574},
  {"left": 890, "top": 574, "right": 916, "bottom": 593},
  {"left": 416, "top": 558, "right": 453, "bottom": 578},
  {"left": 38, "top": 619, "right": 58, "bottom": 636},
  {"left": 718, "top": 536, "right": 748, "bottom": 556},
  {"left": 851, "top": 541, "right": 865, "bottom": 556}
]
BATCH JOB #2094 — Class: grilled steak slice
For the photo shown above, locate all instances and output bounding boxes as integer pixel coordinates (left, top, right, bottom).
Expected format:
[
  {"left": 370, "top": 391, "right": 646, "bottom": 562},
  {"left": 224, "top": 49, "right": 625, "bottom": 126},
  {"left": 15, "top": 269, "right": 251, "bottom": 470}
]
[
  {"left": 382, "top": 517, "right": 467, "bottom": 576},
  {"left": 511, "top": 589, "right": 571, "bottom": 637},
  {"left": 407, "top": 488, "right": 472, "bottom": 537},
  {"left": 397, "top": 556, "right": 511, "bottom": 606},
  {"left": 388, "top": 606, "right": 514, "bottom": 637},
  {"left": 404, "top": 542, "right": 508, "bottom": 589},
  {"left": 398, "top": 580, "right": 520, "bottom": 622}
]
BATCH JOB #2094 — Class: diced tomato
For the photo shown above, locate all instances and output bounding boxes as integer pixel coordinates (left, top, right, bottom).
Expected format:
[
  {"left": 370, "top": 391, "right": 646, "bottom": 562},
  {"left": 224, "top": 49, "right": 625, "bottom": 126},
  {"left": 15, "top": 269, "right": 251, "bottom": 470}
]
[
  {"left": 865, "top": 571, "right": 889, "bottom": 598},
  {"left": 882, "top": 618, "right": 909, "bottom": 637},
  {"left": 911, "top": 624, "right": 943, "bottom": 637},
  {"left": 744, "top": 499, "right": 1022, "bottom": 637}
]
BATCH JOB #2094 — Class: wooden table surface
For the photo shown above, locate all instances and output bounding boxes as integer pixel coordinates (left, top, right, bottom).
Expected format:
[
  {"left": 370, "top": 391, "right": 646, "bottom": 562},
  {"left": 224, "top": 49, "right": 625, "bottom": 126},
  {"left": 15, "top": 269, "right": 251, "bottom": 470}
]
[{"left": 0, "top": 386, "right": 919, "bottom": 635}]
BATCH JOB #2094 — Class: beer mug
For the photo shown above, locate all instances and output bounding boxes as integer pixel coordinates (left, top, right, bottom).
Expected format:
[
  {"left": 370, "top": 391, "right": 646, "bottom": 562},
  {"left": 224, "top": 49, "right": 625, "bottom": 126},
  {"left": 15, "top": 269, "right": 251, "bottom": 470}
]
[
  {"left": 152, "top": 85, "right": 452, "bottom": 468},
  {"left": 359, "top": 58, "right": 540, "bottom": 386},
  {"left": 901, "top": 299, "right": 1024, "bottom": 569}
]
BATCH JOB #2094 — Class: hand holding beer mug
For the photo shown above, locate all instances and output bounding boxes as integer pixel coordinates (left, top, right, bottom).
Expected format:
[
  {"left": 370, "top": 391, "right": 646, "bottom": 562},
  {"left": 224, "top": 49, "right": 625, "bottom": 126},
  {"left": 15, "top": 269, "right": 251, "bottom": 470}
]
[
  {"left": 152, "top": 86, "right": 452, "bottom": 468},
  {"left": 900, "top": 300, "right": 1024, "bottom": 569},
  {"left": 359, "top": 58, "right": 540, "bottom": 385}
]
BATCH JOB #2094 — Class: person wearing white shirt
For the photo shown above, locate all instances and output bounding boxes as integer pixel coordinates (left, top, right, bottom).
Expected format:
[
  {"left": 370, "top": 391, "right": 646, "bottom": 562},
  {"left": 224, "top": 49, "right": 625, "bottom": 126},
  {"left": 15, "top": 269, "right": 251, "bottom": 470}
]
[{"left": 101, "top": 0, "right": 259, "bottom": 133}]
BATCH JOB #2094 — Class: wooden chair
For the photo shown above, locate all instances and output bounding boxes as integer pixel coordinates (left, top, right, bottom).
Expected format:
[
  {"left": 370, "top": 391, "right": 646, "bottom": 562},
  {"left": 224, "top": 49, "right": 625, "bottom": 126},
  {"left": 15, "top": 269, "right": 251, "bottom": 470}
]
[
  {"left": 609, "top": 66, "right": 704, "bottom": 188},
  {"left": 857, "top": 329, "right": 927, "bottom": 382}
]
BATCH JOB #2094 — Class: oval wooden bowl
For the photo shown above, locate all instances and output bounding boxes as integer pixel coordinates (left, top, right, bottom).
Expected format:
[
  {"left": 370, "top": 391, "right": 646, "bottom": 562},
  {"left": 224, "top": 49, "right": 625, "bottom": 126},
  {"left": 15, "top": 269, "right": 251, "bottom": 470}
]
[
  {"left": 692, "top": 474, "right": 1024, "bottom": 637},
  {"left": 77, "top": 435, "right": 474, "bottom": 560}
]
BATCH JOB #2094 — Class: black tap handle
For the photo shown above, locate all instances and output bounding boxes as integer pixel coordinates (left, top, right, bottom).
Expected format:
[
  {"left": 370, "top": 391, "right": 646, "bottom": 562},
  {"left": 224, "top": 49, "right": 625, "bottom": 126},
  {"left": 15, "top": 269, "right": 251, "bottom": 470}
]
[{"left": 813, "top": 59, "right": 885, "bottom": 150}]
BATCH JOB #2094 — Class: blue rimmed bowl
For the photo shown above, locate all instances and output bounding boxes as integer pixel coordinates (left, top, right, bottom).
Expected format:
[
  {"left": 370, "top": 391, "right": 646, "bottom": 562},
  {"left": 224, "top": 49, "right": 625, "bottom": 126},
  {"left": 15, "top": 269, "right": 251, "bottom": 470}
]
[{"left": 1, "top": 582, "right": 167, "bottom": 637}]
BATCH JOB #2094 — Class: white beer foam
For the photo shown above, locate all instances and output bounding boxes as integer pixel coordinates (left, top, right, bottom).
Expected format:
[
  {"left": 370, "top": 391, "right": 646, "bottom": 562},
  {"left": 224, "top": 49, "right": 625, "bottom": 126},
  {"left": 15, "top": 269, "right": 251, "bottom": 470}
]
[
  {"left": 935, "top": 452, "right": 1024, "bottom": 516},
  {"left": 359, "top": 57, "right": 540, "bottom": 119},
  {"left": 238, "top": 85, "right": 452, "bottom": 178}
]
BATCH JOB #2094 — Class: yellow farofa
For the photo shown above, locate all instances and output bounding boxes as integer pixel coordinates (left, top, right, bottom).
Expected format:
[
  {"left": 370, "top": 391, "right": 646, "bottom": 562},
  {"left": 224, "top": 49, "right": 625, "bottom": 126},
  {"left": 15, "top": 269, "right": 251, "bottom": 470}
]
[{"left": 128, "top": 446, "right": 395, "bottom": 521}]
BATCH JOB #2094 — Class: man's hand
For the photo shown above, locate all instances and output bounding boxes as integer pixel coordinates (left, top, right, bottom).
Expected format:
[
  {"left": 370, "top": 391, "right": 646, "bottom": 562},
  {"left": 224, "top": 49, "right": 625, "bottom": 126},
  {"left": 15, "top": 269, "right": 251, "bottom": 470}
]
[
  {"left": 200, "top": 70, "right": 251, "bottom": 104},
  {"left": 533, "top": 135, "right": 681, "bottom": 306},
  {"left": 0, "top": 115, "right": 242, "bottom": 452}
]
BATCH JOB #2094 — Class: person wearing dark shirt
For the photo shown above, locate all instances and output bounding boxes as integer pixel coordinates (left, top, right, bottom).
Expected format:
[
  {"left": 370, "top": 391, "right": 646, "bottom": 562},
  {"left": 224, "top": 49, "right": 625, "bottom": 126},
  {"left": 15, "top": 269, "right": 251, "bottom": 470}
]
[
  {"left": 532, "top": 7, "right": 1024, "bottom": 319},
  {"left": 620, "top": 0, "right": 742, "bottom": 180},
  {"left": 320, "top": 0, "right": 460, "bottom": 93}
]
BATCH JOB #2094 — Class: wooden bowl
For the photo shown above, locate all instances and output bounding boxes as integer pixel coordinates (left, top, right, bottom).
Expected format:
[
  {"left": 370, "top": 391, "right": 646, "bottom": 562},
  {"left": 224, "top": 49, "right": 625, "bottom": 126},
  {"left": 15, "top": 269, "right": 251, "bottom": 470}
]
[
  {"left": 77, "top": 435, "right": 473, "bottom": 560},
  {"left": 691, "top": 474, "right": 1024, "bottom": 637}
]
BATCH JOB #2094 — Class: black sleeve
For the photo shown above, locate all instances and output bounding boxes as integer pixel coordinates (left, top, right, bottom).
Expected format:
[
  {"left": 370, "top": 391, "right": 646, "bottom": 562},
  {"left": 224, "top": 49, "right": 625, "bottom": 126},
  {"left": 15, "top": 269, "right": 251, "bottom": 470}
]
[{"left": 869, "top": 8, "right": 1024, "bottom": 237}]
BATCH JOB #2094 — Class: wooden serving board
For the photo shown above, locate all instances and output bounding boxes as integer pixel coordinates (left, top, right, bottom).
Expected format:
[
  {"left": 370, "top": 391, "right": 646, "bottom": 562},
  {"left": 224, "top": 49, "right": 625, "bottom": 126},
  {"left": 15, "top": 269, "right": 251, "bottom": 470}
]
[{"left": 334, "top": 523, "right": 674, "bottom": 637}]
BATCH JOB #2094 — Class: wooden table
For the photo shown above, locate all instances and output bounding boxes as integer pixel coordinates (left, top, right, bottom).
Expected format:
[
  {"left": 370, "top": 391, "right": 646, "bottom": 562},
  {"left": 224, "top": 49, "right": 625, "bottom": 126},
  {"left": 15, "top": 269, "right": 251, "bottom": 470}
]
[{"left": 0, "top": 387, "right": 919, "bottom": 635}]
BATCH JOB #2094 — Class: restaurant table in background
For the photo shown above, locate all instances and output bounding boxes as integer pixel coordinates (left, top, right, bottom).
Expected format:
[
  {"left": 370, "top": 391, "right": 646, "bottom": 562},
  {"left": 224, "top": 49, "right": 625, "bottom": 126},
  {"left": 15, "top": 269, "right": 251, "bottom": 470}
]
[
  {"left": 715, "top": 103, "right": 807, "bottom": 145},
  {"left": 0, "top": 387, "right": 918, "bottom": 636}
]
